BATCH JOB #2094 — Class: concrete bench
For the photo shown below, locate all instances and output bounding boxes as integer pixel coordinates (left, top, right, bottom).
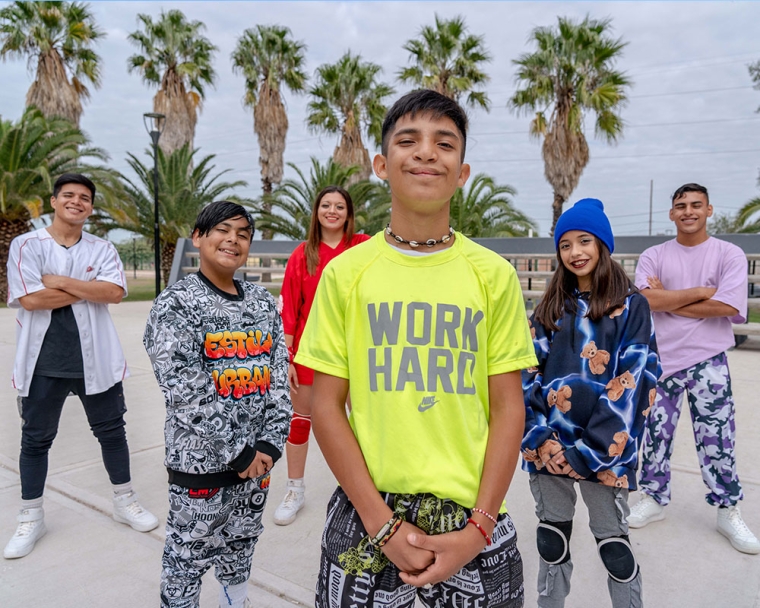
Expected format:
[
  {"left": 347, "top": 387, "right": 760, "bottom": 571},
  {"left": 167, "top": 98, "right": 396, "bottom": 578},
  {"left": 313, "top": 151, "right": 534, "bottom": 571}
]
[{"left": 733, "top": 322, "right": 760, "bottom": 336}]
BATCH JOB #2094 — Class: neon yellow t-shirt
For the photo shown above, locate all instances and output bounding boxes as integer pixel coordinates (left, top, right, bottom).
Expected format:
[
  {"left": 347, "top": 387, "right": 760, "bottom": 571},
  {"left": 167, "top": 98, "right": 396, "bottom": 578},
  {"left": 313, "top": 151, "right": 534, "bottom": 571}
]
[{"left": 296, "top": 231, "right": 537, "bottom": 508}]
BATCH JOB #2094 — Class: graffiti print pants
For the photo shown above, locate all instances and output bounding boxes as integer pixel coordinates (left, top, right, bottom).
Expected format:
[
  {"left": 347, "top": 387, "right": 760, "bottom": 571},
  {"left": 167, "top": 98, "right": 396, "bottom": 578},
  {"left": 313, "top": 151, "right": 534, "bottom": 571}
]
[
  {"left": 315, "top": 487, "right": 524, "bottom": 608},
  {"left": 638, "top": 352, "right": 743, "bottom": 507},
  {"left": 161, "top": 475, "right": 269, "bottom": 608}
]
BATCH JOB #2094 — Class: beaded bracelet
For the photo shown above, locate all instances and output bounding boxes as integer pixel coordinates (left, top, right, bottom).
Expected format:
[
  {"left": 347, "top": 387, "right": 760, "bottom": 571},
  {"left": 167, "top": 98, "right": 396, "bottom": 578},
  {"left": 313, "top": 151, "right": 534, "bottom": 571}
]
[
  {"left": 467, "top": 518, "right": 492, "bottom": 546},
  {"left": 370, "top": 514, "right": 404, "bottom": 548},
  {"left": 472, "top": 508, "right": 497, "bottom": 526}
]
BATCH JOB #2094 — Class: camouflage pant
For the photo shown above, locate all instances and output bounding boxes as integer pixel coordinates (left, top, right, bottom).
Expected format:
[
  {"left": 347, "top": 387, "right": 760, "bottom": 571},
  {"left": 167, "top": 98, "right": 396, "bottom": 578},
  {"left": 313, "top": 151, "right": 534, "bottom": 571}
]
[
  {"left": 161, "top": 475, "right": 270, "bottom": 608},
  {"left": 638, "top": 353, "right": 743, "bottom": 507}
]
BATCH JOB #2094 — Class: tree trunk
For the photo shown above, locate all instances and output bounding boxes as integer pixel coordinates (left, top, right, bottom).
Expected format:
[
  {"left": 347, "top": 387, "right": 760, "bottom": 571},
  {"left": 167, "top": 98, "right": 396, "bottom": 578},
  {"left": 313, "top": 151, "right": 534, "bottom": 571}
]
[
  {"left": 254, "top": 83, "right": 287, "bottom": 206},
  {"left": 161, "top": 241, "right": 176, "bottom": 288},
  {"left": 550, "top": 191, "right": 566, "bottom": 236},
  {"left": 260, "top": 178, "right": 274, "bottom": 241},
  {"left": 154, "top": 70, "right": 198, "bottom": 156},
  {"left": 334, "top": 111, "right": 371, "bottom": 184},
  {"left": 27, "top": 51, "right": 83, "bottom": 125},
  {"left": 0, "top": 216, "right": 32, "bottom": 301},
  {"left": 260, "top": 179, "right": 273, "bottom": 282}
]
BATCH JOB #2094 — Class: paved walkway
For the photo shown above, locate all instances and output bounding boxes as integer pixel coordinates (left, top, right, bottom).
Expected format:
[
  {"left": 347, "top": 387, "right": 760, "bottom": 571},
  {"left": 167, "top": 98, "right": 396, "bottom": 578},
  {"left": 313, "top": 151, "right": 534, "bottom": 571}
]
[{"left": 1, "top": 301, "right": 759, "bottom": 607}]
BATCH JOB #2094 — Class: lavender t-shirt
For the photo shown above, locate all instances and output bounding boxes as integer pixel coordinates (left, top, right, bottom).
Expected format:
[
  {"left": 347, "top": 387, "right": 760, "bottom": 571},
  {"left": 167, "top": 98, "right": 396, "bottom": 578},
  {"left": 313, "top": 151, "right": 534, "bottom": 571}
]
[{"left": 635, "top": 237, "right": 747, "bottom": 379}]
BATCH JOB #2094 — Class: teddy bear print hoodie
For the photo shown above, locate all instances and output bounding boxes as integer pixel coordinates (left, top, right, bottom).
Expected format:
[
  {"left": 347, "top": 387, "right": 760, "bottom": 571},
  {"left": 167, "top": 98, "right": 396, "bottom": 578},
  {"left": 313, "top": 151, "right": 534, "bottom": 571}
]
[{"left": 521, "top": 290, "right": 661, "bottom": 490}]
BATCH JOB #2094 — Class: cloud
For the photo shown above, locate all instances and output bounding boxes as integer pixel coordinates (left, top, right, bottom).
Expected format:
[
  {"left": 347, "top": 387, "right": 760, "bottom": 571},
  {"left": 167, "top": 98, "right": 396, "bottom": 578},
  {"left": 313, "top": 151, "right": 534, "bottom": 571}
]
[{"left": 1, "top": 1, "right": 759, "bottom": 236}]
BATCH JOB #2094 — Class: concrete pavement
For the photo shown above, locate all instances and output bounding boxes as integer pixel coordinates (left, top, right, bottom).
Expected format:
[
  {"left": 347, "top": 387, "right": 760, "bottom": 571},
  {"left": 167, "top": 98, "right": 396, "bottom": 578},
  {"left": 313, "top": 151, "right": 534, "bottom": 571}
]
[{"left": 1, "top": 301, "right": 759, "bottom": 607}]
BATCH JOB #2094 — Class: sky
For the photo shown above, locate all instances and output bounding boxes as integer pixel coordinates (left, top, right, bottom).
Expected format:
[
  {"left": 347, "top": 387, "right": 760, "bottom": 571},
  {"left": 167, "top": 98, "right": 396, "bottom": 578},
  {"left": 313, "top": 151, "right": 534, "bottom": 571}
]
[{"left": 2, "top": 1, "right": 760, "bottom": 240}]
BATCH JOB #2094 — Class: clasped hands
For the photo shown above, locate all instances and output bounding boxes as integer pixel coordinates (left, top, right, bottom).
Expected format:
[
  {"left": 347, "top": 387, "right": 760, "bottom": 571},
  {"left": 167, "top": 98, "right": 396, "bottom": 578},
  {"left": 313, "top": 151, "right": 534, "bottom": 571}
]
[
  {"left": 380, "top": 518, "right": 489, "bottom": 588},
  {"left": 538, "top": 439, "right": 583, "bottom": 480}
]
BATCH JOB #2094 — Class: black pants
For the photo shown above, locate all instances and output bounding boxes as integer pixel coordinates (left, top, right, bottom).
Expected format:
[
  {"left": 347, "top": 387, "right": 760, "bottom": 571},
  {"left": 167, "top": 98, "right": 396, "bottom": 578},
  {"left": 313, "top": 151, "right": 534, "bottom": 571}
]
[{"left": 19, "top": 375, "right": 131, "bottom": 500}]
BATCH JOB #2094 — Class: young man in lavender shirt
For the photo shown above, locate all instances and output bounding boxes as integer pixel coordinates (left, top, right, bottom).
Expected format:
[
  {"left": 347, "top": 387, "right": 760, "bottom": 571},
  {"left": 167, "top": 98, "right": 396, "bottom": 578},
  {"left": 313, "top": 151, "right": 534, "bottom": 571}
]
[{"left": 627, "top": 183, "right": 759, "bottom": 554}]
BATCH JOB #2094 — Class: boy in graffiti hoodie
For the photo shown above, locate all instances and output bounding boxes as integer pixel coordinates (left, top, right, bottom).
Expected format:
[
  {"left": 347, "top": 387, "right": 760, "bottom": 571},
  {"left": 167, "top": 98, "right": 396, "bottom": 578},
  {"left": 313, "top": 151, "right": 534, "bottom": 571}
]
[{"left": 143, "top": 201, "right": 291, "bottom": 608}]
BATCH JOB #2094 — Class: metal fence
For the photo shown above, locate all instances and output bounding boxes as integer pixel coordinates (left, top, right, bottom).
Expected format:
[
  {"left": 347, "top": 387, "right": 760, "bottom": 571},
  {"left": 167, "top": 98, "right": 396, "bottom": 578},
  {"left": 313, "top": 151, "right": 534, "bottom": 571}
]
[{"left": 169, "top": 234, "right": 760, "bottom": 311}]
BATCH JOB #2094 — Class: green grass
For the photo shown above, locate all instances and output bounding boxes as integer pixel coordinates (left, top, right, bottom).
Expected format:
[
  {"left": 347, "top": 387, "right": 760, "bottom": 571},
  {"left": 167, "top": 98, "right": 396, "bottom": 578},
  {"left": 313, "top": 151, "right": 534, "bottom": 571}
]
[
  {"left": 121, "top": 275, "right": 281, "bottom": 302},
  {"left": 749, "top": 310, "right": 760, "bottom": 324},
  {"left": 124, "top": 276, "right": 157, "bottom": 302}
]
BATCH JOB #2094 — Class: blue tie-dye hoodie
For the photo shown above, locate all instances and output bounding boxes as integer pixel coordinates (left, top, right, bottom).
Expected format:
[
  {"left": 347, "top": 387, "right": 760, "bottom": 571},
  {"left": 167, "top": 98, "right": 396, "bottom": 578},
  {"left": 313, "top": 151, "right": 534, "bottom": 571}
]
[{"left": 521, "top": 290, "right": 661, "bottom": 490}]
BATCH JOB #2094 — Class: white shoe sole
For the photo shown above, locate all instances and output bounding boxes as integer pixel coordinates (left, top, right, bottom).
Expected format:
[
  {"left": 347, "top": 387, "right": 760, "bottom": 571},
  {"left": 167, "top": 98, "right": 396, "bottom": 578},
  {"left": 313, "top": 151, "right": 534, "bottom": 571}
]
[
  {"left": 717, "top": 526, "right": 760, "bottom": 554},
  {"left": 3, "top": 523, "right": 47, "bottom": 559},
  {"left": 627, "top": 510, "right": 665, "bottom": 529},
  {"left": 273, "top": 511, "right": 299, "bottom": 526},
  {"left": 113, "top": 513, "right": 159, "bottom": 533}
]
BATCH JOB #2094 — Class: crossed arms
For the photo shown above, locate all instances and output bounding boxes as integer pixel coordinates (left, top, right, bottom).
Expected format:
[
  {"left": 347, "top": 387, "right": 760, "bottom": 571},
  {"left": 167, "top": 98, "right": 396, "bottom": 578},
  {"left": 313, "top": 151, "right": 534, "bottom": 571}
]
[
  {"left": 642, "top": 276, "right": 737, "bottom": 319},
  {"left": 19, "top": 275, "right": 123, "bottom": 310}
]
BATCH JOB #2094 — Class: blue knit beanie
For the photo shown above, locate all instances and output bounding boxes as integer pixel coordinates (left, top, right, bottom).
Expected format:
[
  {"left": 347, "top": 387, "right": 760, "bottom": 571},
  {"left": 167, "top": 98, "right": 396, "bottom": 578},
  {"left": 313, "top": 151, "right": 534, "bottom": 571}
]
[{"left": 554, "top": 198, "right": 614, "bottom": 254}]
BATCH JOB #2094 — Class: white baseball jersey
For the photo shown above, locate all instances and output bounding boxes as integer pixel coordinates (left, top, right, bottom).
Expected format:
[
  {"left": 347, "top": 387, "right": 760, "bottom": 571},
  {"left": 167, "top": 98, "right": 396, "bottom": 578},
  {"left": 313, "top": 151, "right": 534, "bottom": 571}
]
[{"left": 7, "top": 228, "right": 130, "bottom": 397}]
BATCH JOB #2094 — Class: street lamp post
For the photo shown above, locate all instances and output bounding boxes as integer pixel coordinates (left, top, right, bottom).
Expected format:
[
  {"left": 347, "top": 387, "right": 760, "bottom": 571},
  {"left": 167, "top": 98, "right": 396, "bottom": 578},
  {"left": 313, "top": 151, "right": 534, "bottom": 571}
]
[
  {"left": 143, "top": 112, "right": 166, "bottom": 297},
  {"left": 132, "top": 235, "right": 138, "bottom": 280}
]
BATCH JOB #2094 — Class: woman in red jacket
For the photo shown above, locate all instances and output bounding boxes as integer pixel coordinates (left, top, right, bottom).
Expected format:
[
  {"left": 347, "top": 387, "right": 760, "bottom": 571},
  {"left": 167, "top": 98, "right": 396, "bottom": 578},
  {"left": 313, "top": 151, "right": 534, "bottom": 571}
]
[{"left": 273, "top": 185, "right": 370, "bottom": 525}]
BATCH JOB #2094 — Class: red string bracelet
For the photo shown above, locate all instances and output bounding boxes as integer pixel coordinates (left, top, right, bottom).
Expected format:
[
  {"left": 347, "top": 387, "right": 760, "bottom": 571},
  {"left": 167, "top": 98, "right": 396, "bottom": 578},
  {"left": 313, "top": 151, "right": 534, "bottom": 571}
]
[
  {"left": 287, "top": 346, "right": 295, "bottom": 364},
  {"left": 467, "top": 518, "right": 492, "bottom": 546}
]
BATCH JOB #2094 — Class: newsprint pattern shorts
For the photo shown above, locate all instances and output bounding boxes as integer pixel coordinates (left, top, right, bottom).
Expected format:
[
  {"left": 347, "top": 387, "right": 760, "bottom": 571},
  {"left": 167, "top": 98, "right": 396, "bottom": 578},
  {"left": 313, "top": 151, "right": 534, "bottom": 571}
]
[
  {"left": 316, "top": 487, "right": 524, "bottom": 608},
  {"left": 161, "top": 474, "right": 270, "bottom": 608}
]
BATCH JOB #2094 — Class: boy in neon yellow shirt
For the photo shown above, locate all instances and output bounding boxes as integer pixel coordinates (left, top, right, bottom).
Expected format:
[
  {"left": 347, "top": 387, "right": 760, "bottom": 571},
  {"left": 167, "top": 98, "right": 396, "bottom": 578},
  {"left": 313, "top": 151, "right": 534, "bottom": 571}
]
[{"left": 297, "top": 90, "right": 537, "bottom": 607}]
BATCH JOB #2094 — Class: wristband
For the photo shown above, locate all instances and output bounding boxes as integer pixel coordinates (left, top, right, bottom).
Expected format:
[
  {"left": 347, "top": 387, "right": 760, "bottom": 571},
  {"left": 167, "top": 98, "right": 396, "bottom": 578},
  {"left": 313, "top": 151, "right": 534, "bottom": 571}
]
[
  {"left": 370, "top": 514, "right": 403, "bottom": 548},
  {"left": 472, "top": 507, "right": 498, "bottom": 526},
  {"left": 467, "top": 518, "right": 492, "bottom": 546},
  {"left": 287, "top": 346, "right": 295, "bottom": 364}
]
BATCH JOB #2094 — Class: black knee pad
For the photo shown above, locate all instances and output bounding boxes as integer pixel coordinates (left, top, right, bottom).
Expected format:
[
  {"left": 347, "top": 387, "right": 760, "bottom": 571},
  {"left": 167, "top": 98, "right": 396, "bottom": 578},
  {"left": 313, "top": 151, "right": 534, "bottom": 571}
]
[
  {"left": 536, "top": 520, "right": 573, "bottom": 565},
  {"left": 596, "top": 535, "right": 639, "bottom": 583}
]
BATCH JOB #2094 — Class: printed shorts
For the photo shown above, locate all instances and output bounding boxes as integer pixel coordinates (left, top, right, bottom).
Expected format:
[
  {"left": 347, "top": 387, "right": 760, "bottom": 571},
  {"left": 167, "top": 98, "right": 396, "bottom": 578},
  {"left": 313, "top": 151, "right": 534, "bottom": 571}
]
[
  {"left": 160, "top": 474, "right": 270, "bottom": 608},
  {"left": 316, "top": 487, "right": 524, "bottom": 608}
]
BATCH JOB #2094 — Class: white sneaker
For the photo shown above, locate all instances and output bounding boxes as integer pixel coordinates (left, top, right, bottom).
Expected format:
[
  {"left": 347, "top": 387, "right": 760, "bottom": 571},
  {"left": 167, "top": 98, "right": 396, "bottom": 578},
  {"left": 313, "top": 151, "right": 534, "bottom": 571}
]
[
  {"left": 273, "top": 481, "right": 305, "bottom": 526},
  {"left": 627, "top": 494, "right": 665, "bottom": 529},
  {"left": 717, "top": 505, "right": 760, "bottom": 554},
  {"left": 113, "top": 491, "right": 159, "bottom": 532},
  {"left": 4, "top": 507, "right": 46, "bottom": 559}
]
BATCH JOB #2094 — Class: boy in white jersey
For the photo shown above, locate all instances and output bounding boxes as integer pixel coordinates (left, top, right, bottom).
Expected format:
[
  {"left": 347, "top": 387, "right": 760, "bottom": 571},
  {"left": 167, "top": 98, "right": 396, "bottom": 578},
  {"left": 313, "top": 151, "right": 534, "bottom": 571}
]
[
  {"left": 297, "top": 90, "right": 537, "bottom": 607},
  {"left": 4, "top": 173, "right": 157, "bottom": 560}
]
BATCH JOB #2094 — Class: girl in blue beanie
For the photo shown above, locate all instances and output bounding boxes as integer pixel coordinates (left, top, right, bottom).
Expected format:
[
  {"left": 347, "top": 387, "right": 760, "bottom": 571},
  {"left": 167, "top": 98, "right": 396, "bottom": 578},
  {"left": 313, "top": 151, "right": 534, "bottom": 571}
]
[{"left": 521, "top": 198, "right": 660, "bottom": 608}]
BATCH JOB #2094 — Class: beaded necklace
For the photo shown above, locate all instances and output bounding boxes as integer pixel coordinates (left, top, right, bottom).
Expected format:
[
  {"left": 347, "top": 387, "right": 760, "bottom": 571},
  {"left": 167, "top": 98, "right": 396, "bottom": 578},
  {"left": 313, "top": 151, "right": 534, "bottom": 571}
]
[{"left": 385, "top": 224, "right": 454, "bottom": 249}]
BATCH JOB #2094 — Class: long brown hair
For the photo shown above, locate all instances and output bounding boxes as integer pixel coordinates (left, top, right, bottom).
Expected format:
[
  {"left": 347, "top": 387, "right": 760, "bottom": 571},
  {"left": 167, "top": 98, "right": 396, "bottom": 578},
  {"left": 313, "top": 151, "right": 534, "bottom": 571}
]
[
  {"left": 305, "top": 186, "right": 356, "bottom": 275},
  {"left": 534, "top": 237, "right": 636, "bottom": 332}
]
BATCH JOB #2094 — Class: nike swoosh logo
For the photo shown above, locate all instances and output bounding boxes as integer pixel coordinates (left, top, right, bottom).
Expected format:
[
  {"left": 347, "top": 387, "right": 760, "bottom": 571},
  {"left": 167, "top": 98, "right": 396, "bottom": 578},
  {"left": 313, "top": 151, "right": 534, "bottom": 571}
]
[{"left": 417, "top": 398, "right": 439, "bottom": 412}]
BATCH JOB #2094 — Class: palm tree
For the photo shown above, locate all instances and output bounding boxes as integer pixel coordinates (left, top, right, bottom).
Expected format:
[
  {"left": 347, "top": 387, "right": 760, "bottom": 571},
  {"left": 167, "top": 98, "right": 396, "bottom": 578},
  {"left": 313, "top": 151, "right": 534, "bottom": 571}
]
[
  {"left": 231, "top": 25, "right": 307, "bottom": 197},
  {"left": 307, "top": 52, "right": 394, "bottom": 181},
  {"left": 104, "top": 144, "right": 248, "bottom": 285},
  {"left": 510, "top": 16, "right": 631, "bottom": 234},
  {"left": 0, "top": 107, "right": 111, "bottom": 297},
  {"left": 0, "top": 1, "right": 104, "bottom": 125},
  {"left": 398, "top": 14, "right": 491, "bottom": 110},
  {"left": 735, "top": 196, "right": 760, "bottom": 233},
  {"left": 450, "top": 174, "right": 537, "bottom": 237},
  {"left": 750, "top": 59, "right": 760, "bottom": 112},
  {"left": 255, "top": 156, "right": 390, "bottom": 240},
  {"left": 127, "top": 9, "right": 217, "bottom": 155},
  {"left": 231, "top": 25, "right": 307, "bottom": 244}
]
